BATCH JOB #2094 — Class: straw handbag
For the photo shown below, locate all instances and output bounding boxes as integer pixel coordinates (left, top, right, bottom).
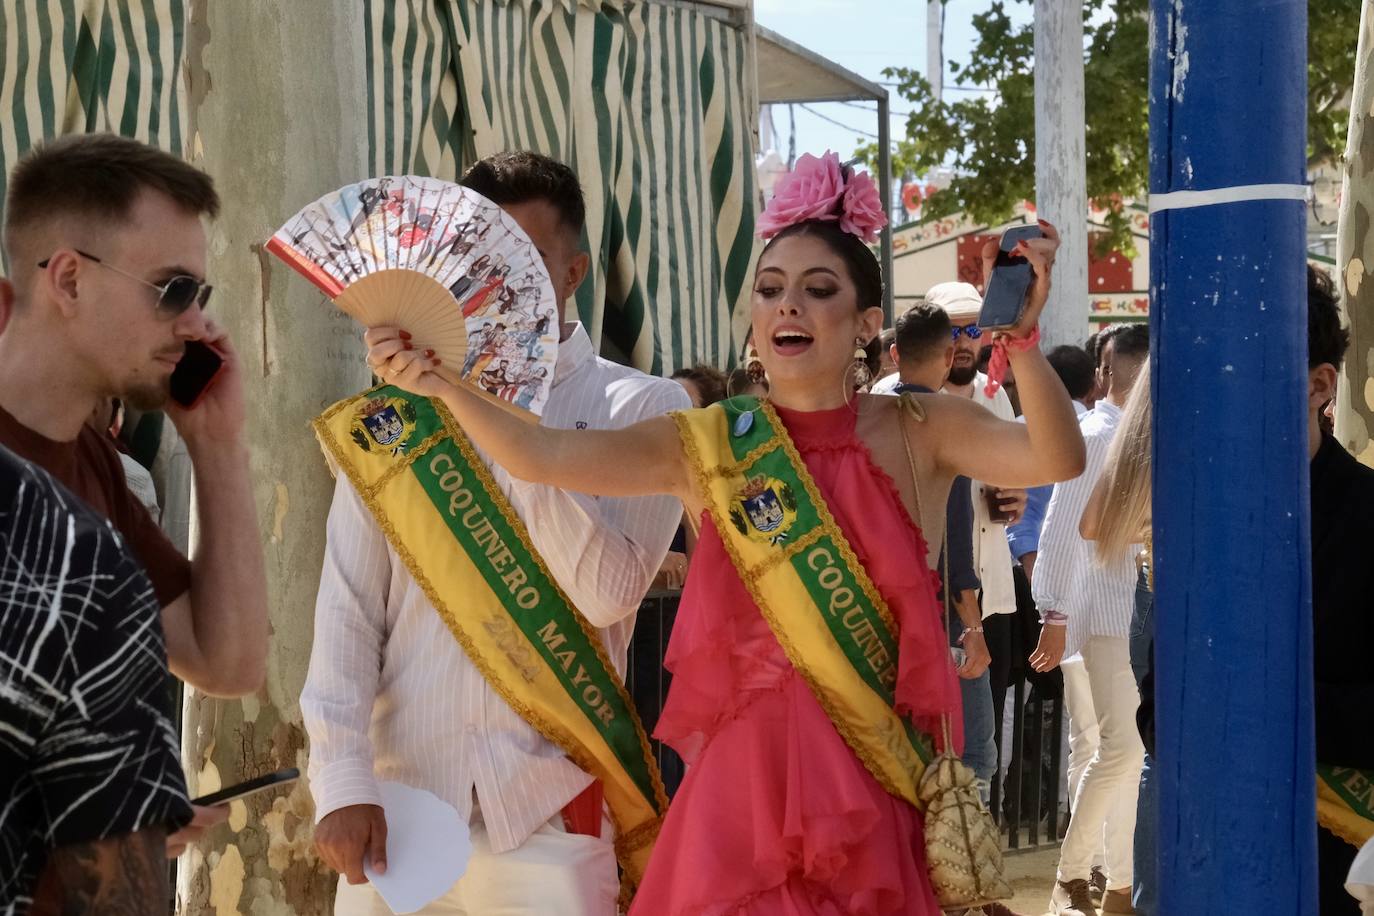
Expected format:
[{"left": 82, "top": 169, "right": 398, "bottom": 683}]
[{"left": 898, "top": 395, "right": 1014, "bottom": 910}]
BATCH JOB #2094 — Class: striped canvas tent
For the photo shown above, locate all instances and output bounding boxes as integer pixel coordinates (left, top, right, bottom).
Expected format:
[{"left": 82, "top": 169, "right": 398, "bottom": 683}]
[
  {"left": 0, "top": 0, "right": 189, "bottom": 262},
  {"left": 363, "top": 0, "right": 759, "bottom": 374},
  {"left": 0, "top": 0, "right": 757, "bottom": 372}
]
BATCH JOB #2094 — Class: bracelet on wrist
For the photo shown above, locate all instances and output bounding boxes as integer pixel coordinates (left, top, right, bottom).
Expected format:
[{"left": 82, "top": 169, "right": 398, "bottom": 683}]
[{"left": 983, "top": 326, "right": 1041, "bottom": 398}]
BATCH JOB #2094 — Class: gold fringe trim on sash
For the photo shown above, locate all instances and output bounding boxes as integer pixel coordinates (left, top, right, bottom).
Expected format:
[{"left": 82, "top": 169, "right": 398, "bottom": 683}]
[{"left": 314, "top": 391, "right": 666, "bottom": 888}]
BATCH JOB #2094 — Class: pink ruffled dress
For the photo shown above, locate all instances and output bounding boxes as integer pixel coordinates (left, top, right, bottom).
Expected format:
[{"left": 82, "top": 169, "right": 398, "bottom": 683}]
[{"left": 630, "top": 403, "right": 963, "bottom": 915}]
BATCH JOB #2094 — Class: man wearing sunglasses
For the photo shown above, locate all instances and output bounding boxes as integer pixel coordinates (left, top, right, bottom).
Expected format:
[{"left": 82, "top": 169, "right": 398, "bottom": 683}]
[{"left": 0, "top": 132, "right": 268, "bottom": 701}]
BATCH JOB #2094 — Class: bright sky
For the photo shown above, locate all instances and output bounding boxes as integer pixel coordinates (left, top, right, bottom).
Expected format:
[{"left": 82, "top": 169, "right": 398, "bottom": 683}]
[{"left": 753, "top": 0, "right": 1033, "bottom": 166}]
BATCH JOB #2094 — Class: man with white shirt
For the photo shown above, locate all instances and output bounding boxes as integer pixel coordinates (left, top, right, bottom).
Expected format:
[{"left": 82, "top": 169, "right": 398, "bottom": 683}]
[
  {"left": 302, "top": 151, "right": 689, "bottom": 915},
  {"left": 1028, "top": 323, "right": 1149, "bottom": 916}
]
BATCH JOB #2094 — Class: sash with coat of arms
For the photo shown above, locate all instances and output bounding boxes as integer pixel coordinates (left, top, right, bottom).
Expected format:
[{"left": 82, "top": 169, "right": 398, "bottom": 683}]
[
  {"left": 674, "top": 397, "right": 938, "bottom": 809},
  {"left": 1318, "top": 764, "right": 1374, "bottom": 848},
  {"left": 315, "top": 386, "right": 668, "bottom": 895}
]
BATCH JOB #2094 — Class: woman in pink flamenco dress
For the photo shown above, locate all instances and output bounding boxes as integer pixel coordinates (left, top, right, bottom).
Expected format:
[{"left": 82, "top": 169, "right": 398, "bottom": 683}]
[
  {"left": 631, "top": 400, "right": 966, "bottom": 915},
  {"left": 363, "top": 151, "right": 1087, "bottom": 914}
]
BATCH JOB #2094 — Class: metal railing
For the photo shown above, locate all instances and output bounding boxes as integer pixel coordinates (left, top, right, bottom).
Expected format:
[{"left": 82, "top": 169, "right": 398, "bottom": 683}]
[
  {"left": 625, "top": 590, "right": 687, "bottom": 796},
  {"left": 993, "top": 672, "right": 1066, "bottom": 850},
  {"left": 991, "top": 563, "right": 1068, "bottom": 850}
]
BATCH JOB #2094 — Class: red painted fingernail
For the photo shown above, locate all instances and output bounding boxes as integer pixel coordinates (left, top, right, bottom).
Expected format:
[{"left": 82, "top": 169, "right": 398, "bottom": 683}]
[
  {"left": 399, "top": 330, "right": 413, "bottom": 340},
  {"left": 424, "top": 349, "right": 435, "bottom": 358},
  {"left": 1037, "top": 219, "right": 1049, "bottom": 227},
  {"left": 432, "top": 357, "right": 442, "bottom": 366},
  {"left": 404, "top": 341, "right": 413, "bottom": 350}
]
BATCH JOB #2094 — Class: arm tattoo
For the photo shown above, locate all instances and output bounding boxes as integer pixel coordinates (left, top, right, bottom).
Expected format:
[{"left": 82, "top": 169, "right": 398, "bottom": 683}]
[{"left": 28, "top": 828, "right": 169, "bottom": 915}]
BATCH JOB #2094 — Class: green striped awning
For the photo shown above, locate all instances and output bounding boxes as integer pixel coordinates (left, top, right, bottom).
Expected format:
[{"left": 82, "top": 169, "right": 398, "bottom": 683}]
[
  {"left": 0, "top": 0, "right": 188, "bottom": 253},
  {"left": 363, "top": 0, "right": 759, "bottom": 374},
  {"left": 0, "top": 0, "right": 759, "bottom": 372}
]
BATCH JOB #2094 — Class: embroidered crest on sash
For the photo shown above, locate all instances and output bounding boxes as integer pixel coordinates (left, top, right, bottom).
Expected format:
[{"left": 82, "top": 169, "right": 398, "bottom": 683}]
[
  {"left": 729, "top": 474, "right": 798, "bottom": 545},
  {"left": 350, "top": 396, "right": 418, "bottom": 453}
]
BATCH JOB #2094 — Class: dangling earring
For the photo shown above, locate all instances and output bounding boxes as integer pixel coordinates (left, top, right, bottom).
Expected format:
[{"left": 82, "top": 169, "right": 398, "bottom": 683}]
[
  {"left": 851, "top": 336, "right": 871, "bottom": 389},
  {"left": 745, "top": 345, "right": 767, "bottom": 384}
]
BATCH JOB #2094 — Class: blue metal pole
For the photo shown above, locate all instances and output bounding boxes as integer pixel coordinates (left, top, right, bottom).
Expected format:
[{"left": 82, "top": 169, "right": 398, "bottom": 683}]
[{"left": 1149, "top": 2, "right": 1317, "bottom": 914}]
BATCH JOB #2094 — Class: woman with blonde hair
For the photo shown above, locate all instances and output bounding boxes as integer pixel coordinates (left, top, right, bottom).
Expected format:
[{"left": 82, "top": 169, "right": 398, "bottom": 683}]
[
  {"left": 363, "top": 152, "right": 1085, "bottom": 914},
  {"left": 1080, "top": 355, "right": 1155, "bottom": 916}
]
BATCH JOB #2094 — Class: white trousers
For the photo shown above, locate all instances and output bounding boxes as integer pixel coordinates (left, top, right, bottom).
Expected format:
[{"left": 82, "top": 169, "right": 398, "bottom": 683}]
[
  {"left": 1062, "top": 657, "right": 1106, "bottom": 868},
  {"left": 333, "top": 812, "right": 618, "bottom": 915},
  {"left": 1062, "top": 657, "right": 1099, "bottom": 802},
  {"left": 1056, "top": 636, "right": 1144, "bottom": 889}
]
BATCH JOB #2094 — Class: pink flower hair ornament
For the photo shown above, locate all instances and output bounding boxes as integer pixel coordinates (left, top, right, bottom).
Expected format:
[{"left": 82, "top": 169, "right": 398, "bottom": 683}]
[{"left": 755, "top": 151, "right": 888, "bottom": 245}]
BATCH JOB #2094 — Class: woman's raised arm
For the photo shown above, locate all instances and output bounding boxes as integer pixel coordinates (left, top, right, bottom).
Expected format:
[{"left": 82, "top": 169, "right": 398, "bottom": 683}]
[
  {"left": 925, "top": 223, "right": 1085, "bottom": 489},
  {"left": 364, "top": 328, "right": 693, "bottom": 501}
]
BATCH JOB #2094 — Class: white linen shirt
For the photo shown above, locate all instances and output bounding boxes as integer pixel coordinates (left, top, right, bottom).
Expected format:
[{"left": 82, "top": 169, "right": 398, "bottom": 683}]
[
  {"left": 955, "top": 372, "right": 1018, "bottom": 617},
  {"left": 300, "top": 323, "right": 689, "bottom": 853},
  {"left": 1030, "top": 399, "right": 1139, "bottom": 657}
]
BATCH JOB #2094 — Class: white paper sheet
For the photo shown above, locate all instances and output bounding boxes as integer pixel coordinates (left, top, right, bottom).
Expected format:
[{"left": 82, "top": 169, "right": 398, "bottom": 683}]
[
  {"left": 363, "top": 781, "right": 472, "bottom": 914},
  {"left": 1348, "top": 836, "right": 1374, "bottom": 915}
]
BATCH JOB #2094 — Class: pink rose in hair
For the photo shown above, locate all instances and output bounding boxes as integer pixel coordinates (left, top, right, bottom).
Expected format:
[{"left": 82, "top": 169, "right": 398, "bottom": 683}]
[
  {"left": 756, "top": 151, "right": 846, "bottom": 239},
  {"left": 839, "top": 168, "right": 887, "bottom": 244}
]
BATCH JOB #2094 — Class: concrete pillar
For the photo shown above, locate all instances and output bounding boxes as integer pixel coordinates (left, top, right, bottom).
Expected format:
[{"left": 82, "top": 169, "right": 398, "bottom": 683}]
[
  {"left": 1033, "top": 0, "right": 1089, "bottom": 348},
  {"left": 175, "top": 1, "right": 371, "bottom": 912},
  {"left": 927, "top": 0, "right": 943, "bottom": 101},
  {"left": 1335, "top": 1, "right": 1374, "bottom": 465}
]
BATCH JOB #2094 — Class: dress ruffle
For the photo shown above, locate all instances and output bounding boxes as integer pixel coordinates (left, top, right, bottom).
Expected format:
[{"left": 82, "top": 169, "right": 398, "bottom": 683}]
[{"left": 631, "top": 404, "right": 961, "bottom": 916}]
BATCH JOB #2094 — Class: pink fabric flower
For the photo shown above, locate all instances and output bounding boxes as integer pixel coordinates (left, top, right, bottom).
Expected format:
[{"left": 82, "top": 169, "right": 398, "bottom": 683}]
[
  {"left": 839, "top": 168, "right": 888, "bottom": 244},
  {"left": 755, "top": 151, "right": 846, "bottom": 239},
  {"left": 755, "top": 150, "right": 889, "bottom": 245}
]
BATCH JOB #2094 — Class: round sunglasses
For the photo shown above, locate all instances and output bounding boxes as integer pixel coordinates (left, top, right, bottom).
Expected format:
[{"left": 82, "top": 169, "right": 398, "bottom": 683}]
[{"left": 38, "top": 249, "right": 212, "bottom": 315}]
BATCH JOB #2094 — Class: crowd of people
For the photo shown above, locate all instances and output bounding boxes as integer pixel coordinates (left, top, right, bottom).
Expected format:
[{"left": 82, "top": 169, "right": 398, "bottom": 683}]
[{"left": 0, "top": 131, "right": 1368, "bottom": 916}]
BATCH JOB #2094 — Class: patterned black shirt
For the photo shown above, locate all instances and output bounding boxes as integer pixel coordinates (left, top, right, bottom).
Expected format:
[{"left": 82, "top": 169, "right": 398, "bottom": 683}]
[{"left": 0, "top": 445, "right": 191, "bottom": 912}]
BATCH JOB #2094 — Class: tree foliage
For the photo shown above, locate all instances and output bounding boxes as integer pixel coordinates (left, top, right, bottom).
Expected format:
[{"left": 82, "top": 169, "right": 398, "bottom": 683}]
[{"left": 859, "top": 0, "right": 1359, "bottom": 254}]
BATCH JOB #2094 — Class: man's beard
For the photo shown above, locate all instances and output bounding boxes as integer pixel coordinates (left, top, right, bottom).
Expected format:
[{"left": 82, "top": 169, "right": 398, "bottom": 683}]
[
  {"left": 947, "top": 363, "right": 978, "bottom": 386},
  {"left": 123, "top": 380, "right": 171, "bottom": 411}
]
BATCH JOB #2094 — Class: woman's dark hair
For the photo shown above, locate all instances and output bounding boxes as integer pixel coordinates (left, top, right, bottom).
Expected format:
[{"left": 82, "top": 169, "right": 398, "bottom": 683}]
[
  {"left": 759, "top": 219, "right": 884, "bottom": 313},
  {"left": 670, "top": 364, "right": 729, "bottom": 406}
]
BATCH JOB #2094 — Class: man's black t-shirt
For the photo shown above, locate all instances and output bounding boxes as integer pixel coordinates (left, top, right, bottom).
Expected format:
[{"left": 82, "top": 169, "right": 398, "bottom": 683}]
[{"left": 0, "top": 445, "right": 191, "bottom": 912}]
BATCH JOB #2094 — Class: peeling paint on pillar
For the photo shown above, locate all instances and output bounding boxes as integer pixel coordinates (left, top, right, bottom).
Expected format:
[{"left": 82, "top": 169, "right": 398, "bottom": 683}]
[
  {"left": 1335, "top": 2, "right": 1374, "bottom": 465},
  {"left": 175, "top": 0, "right": 372, "bottom": 912}
]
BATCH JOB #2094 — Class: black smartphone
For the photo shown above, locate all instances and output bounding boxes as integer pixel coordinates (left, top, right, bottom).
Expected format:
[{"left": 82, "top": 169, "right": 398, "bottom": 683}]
[
  {"left": 169, "top": 339, "right": 225, "bottom": 409},
  {"left": 977, "top": 225, "right": 1044, "bottom": 331},
  {"left": 190, "top": 768, "right": 299, "bottom": 807}
]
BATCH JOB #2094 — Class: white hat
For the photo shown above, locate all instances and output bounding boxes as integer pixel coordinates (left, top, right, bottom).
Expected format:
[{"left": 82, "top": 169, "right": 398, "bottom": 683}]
[{"left": 925, "top": 281, "right": 983, "bottom": 324}]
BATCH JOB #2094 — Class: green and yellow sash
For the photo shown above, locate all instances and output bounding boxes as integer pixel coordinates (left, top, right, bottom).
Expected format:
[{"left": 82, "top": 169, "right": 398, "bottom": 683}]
[
  {"left": 1318, "top": 765, "right": 1374, "bottom": 848},
  {"left": 315, "top": 386, "right": 668, "bottom": 889},
  {"left": 674, "top": 397, "right": 937, "bottom": 809}
]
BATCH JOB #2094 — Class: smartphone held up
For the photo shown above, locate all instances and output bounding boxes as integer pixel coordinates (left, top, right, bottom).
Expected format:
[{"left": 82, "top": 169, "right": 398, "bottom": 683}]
[
  {"left": 977, "top": 225, "right": 1044, "bottom": 332},
  {"left": 169, "top": 339, "right": 226, "bottom": 409}
]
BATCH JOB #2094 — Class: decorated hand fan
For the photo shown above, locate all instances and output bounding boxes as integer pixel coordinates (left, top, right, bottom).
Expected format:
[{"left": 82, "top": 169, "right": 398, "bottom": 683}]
[{"left": 266, "top": 176, "right": 559, "bottom": 418}]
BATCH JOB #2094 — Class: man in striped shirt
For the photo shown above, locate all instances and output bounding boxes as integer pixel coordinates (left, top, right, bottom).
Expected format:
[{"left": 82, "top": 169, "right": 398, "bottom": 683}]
[
  {"left": 1029, "top": 324, "right": 1150, "bottom": 916},
  {"left": 302, "top": 152, "right": 689, "bottom": 915}
]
